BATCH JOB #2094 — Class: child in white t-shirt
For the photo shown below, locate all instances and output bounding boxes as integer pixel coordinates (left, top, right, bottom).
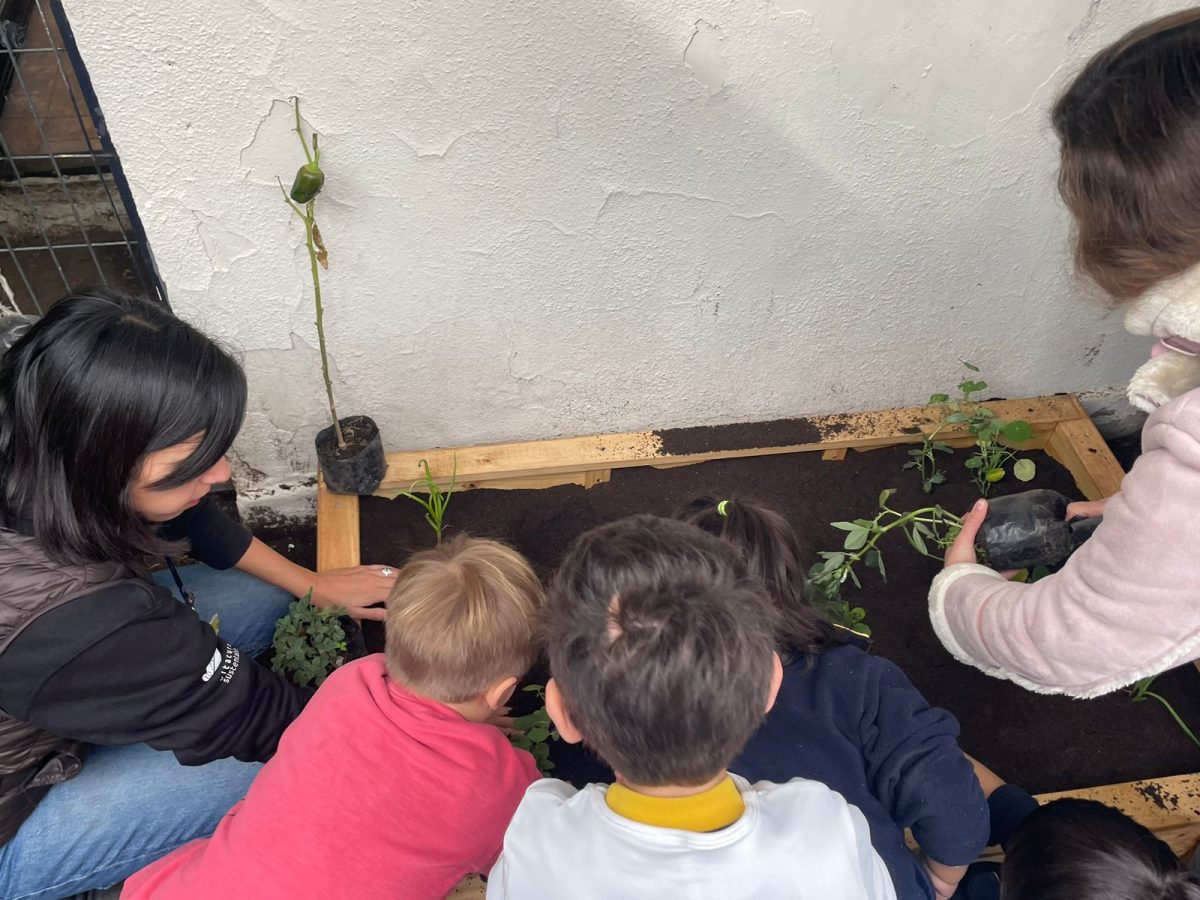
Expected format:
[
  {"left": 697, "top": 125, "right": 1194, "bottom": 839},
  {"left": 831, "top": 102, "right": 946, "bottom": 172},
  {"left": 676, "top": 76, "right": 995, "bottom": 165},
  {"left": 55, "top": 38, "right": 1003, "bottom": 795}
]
[{"left": 487, "top": 514, "right": 896, "bottom": 900}]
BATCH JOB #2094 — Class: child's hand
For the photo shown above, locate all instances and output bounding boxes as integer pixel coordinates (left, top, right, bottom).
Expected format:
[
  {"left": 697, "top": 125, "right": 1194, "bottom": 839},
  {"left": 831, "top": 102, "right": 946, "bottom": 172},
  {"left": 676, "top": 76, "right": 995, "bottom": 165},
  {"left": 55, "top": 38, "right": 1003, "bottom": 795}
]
[
  {"left": 1065, "top": 498, "right": 1108, "bottom": 520},
  {"left": 921, "top": 856, "right": 966, "bottom": 900},
  {"left": 944, "top": 500, "right": 988, "bottom": 568},
  {"left": 486, "top": 706, "right": 519, "bottom": 735}
]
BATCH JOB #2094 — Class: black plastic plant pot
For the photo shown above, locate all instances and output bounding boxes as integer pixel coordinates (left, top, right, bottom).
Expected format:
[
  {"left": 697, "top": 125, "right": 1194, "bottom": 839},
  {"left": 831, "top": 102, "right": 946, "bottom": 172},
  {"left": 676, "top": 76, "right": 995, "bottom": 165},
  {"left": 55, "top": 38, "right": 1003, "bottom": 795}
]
[
  {"left": 978, "top": 489, "right": 1075, "bottom": 571},
  {"left": 338, "top": 614, "right": 368, "bottom": 663},
  {"left": 315, "top": 415, "right": 386, "bottom": 495}
]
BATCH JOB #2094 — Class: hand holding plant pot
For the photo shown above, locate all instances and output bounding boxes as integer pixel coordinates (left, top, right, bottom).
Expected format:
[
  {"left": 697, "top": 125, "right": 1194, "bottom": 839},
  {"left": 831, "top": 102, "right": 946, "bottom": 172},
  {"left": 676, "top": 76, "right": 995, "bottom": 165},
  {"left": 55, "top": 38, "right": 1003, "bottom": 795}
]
[
  {"left": 943, "top": 500, "right": 989, "bottom": 569},
  {"left": 944, "top": 492, "right": 1104, "bottom": 573}
]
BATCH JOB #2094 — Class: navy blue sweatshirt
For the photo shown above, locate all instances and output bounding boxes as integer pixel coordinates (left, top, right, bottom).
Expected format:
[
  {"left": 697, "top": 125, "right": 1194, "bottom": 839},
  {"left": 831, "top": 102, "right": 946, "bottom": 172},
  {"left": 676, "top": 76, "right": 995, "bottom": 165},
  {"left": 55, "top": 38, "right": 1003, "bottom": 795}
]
[{"left": 731, "top": 644, "right": 989, "bottom": 900}]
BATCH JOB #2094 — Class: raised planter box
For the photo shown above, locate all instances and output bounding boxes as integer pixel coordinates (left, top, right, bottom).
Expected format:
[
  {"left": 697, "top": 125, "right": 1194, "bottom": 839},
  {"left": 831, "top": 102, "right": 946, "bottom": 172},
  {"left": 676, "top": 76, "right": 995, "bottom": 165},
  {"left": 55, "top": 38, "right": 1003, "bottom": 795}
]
[{"left": 315, "top": 395, "right": 1200, "bottom": 883}]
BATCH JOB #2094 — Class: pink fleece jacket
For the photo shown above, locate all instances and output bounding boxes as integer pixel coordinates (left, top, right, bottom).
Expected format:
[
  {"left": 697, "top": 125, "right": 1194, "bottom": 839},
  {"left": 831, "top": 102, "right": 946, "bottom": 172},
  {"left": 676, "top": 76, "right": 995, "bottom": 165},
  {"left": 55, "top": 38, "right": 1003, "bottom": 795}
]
[
  {"left": 929, "top": 387, "right": 1200, "bottom": 699},
  {"left": 123, "top": 654, "right": 539, "bottom": 899}
]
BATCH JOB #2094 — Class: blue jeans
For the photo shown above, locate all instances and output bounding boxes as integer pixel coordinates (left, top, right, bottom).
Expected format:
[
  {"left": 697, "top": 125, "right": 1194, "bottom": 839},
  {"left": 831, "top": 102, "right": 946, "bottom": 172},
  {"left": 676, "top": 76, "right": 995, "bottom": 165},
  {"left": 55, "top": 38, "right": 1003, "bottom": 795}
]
[{"left": 0, "top": 565, "right": 294, "bottom": 899}]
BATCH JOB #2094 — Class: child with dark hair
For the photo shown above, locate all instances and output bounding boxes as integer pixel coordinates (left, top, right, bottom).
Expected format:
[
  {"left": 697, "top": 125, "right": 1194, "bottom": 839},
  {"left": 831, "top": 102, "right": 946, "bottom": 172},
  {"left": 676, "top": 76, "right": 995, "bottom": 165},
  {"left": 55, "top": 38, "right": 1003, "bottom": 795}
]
[
  {"left": 488, "top": 514, "right": 895, "bottom": 899},
  {"left": 956, "top": 761, "right": 1200, "bottom": 900},
  {"left": 679, "top": 495, "right": 989, "bottom": 900}
]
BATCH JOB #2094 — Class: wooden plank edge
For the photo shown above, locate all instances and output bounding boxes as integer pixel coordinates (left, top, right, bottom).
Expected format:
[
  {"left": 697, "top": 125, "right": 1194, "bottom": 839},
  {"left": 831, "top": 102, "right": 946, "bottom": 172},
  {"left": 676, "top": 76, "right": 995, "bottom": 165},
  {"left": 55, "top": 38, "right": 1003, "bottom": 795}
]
[
  {"left": 316, "top": 475, "right": 360, "bottom": 572},
  {"left": 375, "top": 395, "right": 1079, "bottom": 495},
  {"left": 1045, "top": 407, "right": 1126, "bottom": 502}
]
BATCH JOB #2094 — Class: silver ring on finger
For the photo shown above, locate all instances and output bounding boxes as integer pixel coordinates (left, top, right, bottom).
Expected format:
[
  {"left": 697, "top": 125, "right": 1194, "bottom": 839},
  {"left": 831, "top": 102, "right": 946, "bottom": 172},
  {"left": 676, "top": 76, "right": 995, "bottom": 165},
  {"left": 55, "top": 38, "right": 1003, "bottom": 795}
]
[{"left": 380, "top": 567, "right": 394, "bottom": 578}]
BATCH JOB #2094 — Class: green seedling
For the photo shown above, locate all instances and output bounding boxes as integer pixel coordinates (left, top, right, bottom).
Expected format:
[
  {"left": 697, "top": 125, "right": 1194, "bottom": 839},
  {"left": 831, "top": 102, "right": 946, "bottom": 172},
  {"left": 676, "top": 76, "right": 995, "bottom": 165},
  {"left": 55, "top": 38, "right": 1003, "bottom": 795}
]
[
  {"left": 508, "top": 684, "right": 559, "bottom": 774},
  {"left": 1130, "top": 676, "right": 1200, "bottom": 751},
  {"left": 396, "top": 457, "right": 456, "bottom": 542},
  {"left": 270, "top": 590, "right": 348, "bottom": 688},
  {"left": 912, "top": 362, "right": 1037, "bottom": 496},
  {"left": 806, "top": 489, "right": 964, "bottom": 637},
  {"left": 904, "top": 438, "right": 952, "bottom": 494}
]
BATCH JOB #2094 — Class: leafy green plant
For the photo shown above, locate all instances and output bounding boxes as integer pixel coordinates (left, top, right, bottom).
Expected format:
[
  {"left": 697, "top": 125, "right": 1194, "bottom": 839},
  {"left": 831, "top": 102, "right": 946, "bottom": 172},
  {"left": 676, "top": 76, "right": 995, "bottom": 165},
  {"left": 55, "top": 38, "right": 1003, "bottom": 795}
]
[
  {"left": 910, "top": 362, "right": 1037, "bottom": 496},
  {"left": 904, "top": 437, "right": 952, "bottom": 494},
  {"left": 806, "top": 489, "right": 964, "bottom": 636},
  {"left": 1130, "top": 676, "right": 1200, "bottom": 751},
  {"left": 278, "top": 97, "right": 343, "bottom": 449},
  {"left": 270, "top": 590, "right": 349, "bottom": 688},
  {"left": 396, "top": 457, "right": 456, "bottom": 542},
  {"left": 508, "top": 684, "right": 559, "bottom": 774}
]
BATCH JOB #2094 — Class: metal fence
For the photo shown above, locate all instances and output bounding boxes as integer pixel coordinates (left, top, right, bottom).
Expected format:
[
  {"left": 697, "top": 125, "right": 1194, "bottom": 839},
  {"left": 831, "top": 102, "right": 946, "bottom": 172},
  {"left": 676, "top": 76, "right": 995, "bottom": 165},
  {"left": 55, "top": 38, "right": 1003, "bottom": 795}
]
[{"left": 0, "top": 0, "right": 166, "bottom": 314}]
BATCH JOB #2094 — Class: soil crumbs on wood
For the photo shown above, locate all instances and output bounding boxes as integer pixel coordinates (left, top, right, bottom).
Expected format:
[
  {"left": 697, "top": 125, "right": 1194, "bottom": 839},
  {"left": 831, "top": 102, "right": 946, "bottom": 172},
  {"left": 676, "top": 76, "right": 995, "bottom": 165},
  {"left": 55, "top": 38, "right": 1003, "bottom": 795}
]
[{"left": 360, "top": 444, "right": 1200, "bottom": 794}]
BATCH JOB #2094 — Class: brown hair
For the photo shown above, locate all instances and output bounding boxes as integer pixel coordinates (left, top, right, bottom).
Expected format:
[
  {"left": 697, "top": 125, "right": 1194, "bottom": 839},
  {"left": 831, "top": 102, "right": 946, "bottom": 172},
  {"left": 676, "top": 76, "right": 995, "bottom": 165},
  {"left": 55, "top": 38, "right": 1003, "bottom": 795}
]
[
  {"left": 1053, "top": 10, "right": 1200, "bottom": 302},
  {"left": 546, "top": 515, "right": 780, "bottom": 787},
  {"left": 385, "top": 534, "right": 544, "bottom": 703},
  {"left": 675, "top": 494, "right": 843, "bottom": 656}
]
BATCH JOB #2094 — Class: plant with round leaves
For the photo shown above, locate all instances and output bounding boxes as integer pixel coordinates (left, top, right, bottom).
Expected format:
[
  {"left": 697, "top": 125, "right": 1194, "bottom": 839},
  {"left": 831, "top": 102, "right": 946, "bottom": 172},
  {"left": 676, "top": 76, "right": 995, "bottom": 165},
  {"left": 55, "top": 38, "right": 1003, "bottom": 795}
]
[
  {"left": 909, "top": 362, "right": 1037, "bottom": 496},
  {"left": 270, "top": 590, "right": 349, "bottom": 688}
]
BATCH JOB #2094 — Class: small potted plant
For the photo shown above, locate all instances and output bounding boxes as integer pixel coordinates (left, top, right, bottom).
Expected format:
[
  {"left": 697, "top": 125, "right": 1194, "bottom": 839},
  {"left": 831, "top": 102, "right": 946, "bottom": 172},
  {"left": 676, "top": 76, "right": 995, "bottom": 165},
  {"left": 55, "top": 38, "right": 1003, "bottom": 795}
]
[
  {"left": 270, "top": 590, "right": 367, "bottom": 688},
  {"left": 279, "top": 97, "right": 386, "bottom": 495}
]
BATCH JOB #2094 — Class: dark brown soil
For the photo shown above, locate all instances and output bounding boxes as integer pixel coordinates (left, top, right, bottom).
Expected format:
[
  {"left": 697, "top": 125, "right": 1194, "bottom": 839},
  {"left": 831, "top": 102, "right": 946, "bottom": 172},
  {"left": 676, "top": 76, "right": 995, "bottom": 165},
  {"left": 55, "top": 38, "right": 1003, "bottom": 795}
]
[{"left": 359, "top": 439, "right": 1200, "bottom": 794}]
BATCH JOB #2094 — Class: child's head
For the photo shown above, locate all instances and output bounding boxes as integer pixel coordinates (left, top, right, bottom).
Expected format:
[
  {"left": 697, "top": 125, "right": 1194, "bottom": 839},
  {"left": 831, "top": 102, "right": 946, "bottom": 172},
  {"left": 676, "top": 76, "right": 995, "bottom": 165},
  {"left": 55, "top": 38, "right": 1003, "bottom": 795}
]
[
  {"left": 675, "top": 495, "right": 841, "bottom": 655},
  {"left": 1002, "top": 798, "right": 1200, "bottom": 900},
  {"left": 543, "top": 514, "right": 782, "bottom": 788},
  {"left": 1053, "top": 10, "right": 1200, "bottom": 301},
  {"left": 385, "top": 535, "right": 544, "bottom": 708}
]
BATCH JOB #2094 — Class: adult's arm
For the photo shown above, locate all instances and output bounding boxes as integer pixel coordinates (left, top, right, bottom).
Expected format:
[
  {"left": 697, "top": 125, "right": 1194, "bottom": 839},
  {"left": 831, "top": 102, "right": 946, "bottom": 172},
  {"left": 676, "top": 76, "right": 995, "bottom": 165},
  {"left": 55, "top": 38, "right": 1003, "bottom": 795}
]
[
  {"left": 163, "top": 497, "right": 395, "bottom": 620},
  {"left": 929, "top": 390, "right": 1200, "bottom": 698},
  {"left": 0, "top": 579, "right": 312, "bottom": 763}
]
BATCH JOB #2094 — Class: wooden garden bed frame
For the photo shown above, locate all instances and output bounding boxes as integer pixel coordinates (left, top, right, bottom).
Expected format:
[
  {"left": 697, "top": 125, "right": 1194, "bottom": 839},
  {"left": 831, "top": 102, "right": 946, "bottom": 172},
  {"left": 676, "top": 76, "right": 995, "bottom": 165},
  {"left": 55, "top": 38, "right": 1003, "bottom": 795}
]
[
  {"left": 314, "top": 393, "right": 1200, "bottom": 868},
  {"left": 315, "top": 394, "right": 1123, "bottom": 572}
]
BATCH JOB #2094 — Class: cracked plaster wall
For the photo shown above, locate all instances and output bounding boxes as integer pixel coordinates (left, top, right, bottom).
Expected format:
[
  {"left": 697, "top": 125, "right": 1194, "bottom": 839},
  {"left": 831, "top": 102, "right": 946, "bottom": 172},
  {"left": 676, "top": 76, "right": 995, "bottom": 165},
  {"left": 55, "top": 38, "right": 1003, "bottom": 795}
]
[{"left": 66, "top": 1, "right": 1170, "bottom": 486}]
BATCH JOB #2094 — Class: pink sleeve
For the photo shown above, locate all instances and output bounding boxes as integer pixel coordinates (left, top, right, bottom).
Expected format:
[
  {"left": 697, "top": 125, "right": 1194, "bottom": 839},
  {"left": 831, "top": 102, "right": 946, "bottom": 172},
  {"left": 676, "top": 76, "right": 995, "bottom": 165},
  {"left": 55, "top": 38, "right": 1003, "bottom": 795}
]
[
  {"left": 474, "top": 747, "right": 541, "bottom": 876},
  {"left": 928, "top": 390, "right": 1200, "bottom": 698}
]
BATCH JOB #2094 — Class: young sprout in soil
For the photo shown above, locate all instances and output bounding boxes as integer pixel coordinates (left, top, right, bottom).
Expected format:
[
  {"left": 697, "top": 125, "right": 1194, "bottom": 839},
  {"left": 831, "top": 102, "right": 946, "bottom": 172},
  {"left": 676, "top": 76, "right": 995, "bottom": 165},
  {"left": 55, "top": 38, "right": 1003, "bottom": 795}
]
[
  {"left": 508, "top": 684, "right": 559, "bottom": 774},
  {"left": 270, "top": 589, "right": 348, "bottom": 688},
  {"left": 910, "top": 362, "right": 1037, "bottom": 496},
  {"left": 1130, "top": 676, "right": 1200, "bottom": 751},
  {"left": 805, "top": 489, "right": 963, "bottom": 636},
  {"left": 277, "top": 97, "right": 343, "bottom": 449},
  {"left": 396, "top": 457, "right": 456, "bottom": 543}
]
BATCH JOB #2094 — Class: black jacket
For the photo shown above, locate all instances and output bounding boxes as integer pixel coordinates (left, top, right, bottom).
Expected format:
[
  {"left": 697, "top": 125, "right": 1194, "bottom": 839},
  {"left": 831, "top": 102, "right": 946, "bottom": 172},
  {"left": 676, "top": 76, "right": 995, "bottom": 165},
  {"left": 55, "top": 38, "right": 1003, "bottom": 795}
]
[{"left": 0, "top": 499, "right": 312, "bottom": 843}]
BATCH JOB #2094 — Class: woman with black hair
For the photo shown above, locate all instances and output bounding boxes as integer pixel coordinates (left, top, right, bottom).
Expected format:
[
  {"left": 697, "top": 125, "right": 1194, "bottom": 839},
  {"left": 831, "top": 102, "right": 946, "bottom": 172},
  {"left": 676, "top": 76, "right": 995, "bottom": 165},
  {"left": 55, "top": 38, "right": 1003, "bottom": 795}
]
[{"left": 0, "top": 290, "right": 397, "bottom": 899}]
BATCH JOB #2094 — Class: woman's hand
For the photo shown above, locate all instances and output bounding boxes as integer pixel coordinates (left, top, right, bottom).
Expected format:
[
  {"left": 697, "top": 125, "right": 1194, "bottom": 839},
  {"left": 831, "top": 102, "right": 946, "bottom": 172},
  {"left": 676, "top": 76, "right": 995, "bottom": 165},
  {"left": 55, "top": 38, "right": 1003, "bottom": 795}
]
[
  {"left": 311, "top": 565, "right": 399, "bottom": 621},
  {"left": 944, "top": 499, "right": 988, "bottom": 568},
  {"left": 1066, "top": 498, "right": 1108, "bottom": 520}
]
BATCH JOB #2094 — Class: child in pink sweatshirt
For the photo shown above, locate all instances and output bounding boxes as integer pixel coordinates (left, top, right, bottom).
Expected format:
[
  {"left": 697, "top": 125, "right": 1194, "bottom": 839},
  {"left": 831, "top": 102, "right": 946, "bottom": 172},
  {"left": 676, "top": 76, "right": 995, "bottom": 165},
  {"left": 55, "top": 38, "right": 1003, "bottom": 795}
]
[
  {"left": 123, "top": 536, "right": 544, "bottom": 899},
  {"left": 930, "top": 10, "right": 1200, "bottom": 698}
]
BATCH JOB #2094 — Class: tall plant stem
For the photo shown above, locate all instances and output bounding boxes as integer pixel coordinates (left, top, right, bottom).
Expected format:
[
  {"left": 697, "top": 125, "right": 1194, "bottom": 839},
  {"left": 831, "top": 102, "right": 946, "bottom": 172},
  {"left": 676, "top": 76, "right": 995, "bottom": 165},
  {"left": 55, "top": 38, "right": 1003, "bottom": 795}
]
[{"left": 304, "top": 201, "right": 344, "bottom": 448}]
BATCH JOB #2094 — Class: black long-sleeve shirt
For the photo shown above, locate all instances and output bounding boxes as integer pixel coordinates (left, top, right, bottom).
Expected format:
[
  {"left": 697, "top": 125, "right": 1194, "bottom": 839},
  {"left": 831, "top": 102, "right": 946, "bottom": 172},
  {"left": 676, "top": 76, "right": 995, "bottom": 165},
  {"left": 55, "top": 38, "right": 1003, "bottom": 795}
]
[{"left": 0, "top": 499, "right": 311, "bottom": 764}]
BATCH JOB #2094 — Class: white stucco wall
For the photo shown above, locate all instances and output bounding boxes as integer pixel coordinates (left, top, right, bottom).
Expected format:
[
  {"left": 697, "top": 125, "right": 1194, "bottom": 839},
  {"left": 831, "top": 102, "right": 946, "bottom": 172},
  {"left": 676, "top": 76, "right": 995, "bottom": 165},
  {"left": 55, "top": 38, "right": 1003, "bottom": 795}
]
[{"left": 67, "top": 1, "right": 1174, "bottom": 486}]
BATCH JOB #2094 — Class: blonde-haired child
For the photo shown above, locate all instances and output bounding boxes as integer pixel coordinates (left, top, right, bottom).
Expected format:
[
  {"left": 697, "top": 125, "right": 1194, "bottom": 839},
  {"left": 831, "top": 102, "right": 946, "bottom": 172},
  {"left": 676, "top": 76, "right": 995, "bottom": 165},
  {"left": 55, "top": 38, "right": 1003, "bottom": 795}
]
[{"left": 124, "top": 535, "right": 544, "bottom": 899}]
